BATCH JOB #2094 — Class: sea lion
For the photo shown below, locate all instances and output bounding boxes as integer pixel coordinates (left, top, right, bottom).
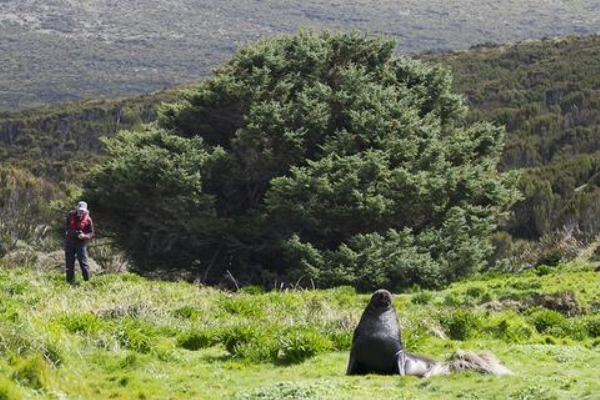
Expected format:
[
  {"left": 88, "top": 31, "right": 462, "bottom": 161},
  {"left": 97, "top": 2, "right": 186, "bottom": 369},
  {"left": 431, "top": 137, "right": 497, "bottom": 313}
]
[
  {"left": 347, "top": 289, "right": 513, "bottom": 377},
  {"left": 347, "top": 289, "right": 405, "bottom": 375}
]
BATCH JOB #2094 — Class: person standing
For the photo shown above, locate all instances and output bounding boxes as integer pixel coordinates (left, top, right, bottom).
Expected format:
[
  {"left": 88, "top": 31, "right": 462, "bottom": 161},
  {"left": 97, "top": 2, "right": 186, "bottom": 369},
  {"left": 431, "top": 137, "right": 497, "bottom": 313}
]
[{"left": 65, "top": 201, "right": 95, "bottom": 283}]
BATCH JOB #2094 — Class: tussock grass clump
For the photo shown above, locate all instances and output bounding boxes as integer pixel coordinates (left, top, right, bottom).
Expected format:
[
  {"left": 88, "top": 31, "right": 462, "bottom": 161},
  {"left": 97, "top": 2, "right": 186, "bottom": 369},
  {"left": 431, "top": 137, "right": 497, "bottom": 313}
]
[
  {"left": 0, "top": 324, "right": 64, "bottom": 367},
  {"left": 11, "top": 355, "right": 49, "bottom": 390},
  {"left": 172, "top": 305, "right": 199, "bottom": 320},
  {"left": 411, "top": 291, "right": 433, "bottom": 305},
  {"left": 586, "top": 316, "right": 600, "bottom": 338},
  {"left": 440, "top": 310, "right": 483, "bottom": 341},
  {"left": 221, "top": 324, "right": 278, "bottom": 363},
  {"left": 490, "top": 315, "right": 534, "bottom": 343},
  {"left": 528, "top": 308, "right": 566, "bottom": 334},
  {"left": 277, "top": 327, "right": 333, "bottom": 364},
  {"left": 0, "top": 376, "right": 22, "bottom": 400},
  {"left": 58, "top": 312, "right": 104, "bottom": 334},
  {"left": 176, "top": 328, "right": 220, "bottom": 351},
  {"left": 110, "top": 319, "right": 158, "bottom": 354}
]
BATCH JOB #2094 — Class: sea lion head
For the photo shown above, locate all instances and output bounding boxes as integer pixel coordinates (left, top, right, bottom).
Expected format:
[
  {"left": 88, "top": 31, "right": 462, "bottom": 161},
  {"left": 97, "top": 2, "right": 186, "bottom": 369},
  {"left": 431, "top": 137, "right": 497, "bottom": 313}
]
[{"left": 368, "top": 289, "right": 393, "bottom": 310}]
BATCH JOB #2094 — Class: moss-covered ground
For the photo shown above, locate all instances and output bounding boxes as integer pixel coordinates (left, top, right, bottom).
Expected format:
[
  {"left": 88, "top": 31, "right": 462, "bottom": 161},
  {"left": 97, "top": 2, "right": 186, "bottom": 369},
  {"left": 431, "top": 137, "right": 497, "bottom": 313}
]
[{"left": 1, "top": 262, "right": 599, "bottom": 400}]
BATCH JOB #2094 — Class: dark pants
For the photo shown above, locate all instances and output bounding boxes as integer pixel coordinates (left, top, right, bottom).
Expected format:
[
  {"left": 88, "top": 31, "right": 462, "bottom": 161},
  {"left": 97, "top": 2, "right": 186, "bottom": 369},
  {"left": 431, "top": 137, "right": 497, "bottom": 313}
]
[{"left": 65, "top": 241, "right": 90, "bottom": 283}]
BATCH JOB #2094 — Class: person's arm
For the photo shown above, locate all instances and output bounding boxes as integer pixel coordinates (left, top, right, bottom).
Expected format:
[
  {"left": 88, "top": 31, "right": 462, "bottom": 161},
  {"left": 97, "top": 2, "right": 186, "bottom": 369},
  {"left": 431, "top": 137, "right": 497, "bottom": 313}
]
[
  {"left": 65, "top": 213, "right": 70, "bottom": 238},
  {"left": 83, "top": 217, "right": 95, "bottom": 240}
]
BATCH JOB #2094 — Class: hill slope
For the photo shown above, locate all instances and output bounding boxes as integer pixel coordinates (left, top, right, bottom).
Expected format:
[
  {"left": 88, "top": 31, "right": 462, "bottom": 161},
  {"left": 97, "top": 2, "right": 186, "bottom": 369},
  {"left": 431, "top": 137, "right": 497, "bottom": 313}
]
[
  {"left": 2, "top": 0, "right": 600, "bottom": 111},
  {"left": 1, "top": 261, "right": 599, "bottom": 399}
]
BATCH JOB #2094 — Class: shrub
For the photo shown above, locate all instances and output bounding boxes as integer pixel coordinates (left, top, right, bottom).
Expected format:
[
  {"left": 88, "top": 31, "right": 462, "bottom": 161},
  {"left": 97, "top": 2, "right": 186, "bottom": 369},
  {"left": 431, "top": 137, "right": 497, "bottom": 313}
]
[
  {"left": 465, "top": 286, "right": 486, "bottom": 298},
  {"left": 528, "top": 308, "right": 566, "bottom": 333},
  {"left": 440, "top": 310, "right": 483, "bottom": 341},
  {"left": 551, "top": 318, "right": 588, "bottom": 341},
  {"left": 443, "top": 292, "right": 463, "bottom": 307}
]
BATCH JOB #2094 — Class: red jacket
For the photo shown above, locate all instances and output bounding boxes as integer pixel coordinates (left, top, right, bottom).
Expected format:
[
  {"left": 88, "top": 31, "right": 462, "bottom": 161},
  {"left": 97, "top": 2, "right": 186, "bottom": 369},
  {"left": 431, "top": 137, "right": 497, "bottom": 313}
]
[{"left": 65, "top": 210, "right": 95, "bottom": 242}]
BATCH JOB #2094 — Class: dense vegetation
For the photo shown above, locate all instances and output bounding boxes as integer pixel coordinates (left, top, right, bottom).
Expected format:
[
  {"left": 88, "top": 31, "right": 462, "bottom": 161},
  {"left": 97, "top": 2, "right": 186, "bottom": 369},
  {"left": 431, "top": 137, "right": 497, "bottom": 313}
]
[
  {"left": 433, "top": 35, "right": 600, "bottom": 244},
  {"left": 83, "top": 31, "right": 518, "bottom": 289},
  {"left": 1, "top": 261, "right": 599, "bottom": 399},
  {"left": 3, "top": 34, "right": 600, "bottom": 278}
]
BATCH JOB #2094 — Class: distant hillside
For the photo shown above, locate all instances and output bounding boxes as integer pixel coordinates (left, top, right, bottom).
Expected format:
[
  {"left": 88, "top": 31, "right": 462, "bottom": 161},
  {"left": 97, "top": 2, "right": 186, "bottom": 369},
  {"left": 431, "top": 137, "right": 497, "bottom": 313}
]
[
  {"left": 2, "top": 0, "right": 600, "bottom": 111},
  {"left": 0, "top": 89, "right": 181, "bottom": 182},
  {"left": 429, "top": 35, "right": 600, "bottom": 241}
]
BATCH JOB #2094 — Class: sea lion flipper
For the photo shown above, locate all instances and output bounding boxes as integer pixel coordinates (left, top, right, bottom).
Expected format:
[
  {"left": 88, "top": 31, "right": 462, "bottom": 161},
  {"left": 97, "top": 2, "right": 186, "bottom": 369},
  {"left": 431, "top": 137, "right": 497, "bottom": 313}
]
[{"left": 396, "top": 349, "right": 406, "bottom": 376}]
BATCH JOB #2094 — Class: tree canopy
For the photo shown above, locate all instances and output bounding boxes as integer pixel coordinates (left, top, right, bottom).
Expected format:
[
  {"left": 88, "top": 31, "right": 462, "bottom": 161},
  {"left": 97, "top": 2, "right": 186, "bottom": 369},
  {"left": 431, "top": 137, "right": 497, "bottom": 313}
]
[{"left": 85, "top": 31, "right": 519, "bottom": 291}]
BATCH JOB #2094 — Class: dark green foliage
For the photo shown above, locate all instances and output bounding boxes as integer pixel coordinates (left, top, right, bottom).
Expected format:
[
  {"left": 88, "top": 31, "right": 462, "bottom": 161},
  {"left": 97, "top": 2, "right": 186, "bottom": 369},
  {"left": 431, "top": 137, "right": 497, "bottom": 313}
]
[
  {"left": 0, "top": 92, "right": 179, "bottom": 182},
  {"left": 86, "top": 31, "right": 517, "bottom": 290},
  {"left": 431, "top": 36, "right": 600, "bottom": 246}
]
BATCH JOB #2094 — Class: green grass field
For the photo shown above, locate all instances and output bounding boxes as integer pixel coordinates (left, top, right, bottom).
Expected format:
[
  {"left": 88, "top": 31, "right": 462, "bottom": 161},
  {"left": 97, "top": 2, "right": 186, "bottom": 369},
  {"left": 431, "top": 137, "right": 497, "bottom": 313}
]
[{"left": 1, "top": 262, "right": 600, "bottom": 400}]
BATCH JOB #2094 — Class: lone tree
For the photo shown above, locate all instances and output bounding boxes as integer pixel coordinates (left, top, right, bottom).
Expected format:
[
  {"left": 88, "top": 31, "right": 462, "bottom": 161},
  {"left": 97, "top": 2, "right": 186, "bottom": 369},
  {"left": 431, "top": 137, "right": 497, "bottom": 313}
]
[{"left": 85, "top": 31, "right": 519, "bottom": 291}]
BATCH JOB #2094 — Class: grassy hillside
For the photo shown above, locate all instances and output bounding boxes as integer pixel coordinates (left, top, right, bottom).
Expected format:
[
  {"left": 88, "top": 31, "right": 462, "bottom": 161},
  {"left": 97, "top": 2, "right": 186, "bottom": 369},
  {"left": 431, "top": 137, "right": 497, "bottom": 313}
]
[
  {"left": 2, "top": 1, "right": 600, "bottom": 111},
  {"left": 428, "top": 35, "right": 600, "bottom": 242},
  {"left": 1, "top": 261, "right": 600, "bottom": 399}
]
